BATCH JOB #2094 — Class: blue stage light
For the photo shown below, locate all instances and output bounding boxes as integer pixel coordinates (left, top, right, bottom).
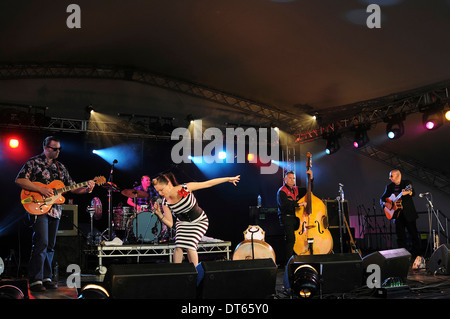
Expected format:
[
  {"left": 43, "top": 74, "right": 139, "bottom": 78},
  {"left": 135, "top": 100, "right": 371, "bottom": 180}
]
[{"left": 91, "top": 144, "right": 140, "bottom": 170}]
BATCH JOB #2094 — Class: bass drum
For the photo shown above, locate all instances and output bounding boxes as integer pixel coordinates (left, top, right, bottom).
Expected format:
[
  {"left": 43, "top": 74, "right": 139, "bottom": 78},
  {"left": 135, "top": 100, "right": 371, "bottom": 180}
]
[
  {"left": 232, "top": 239, "right": 276, "bottom": 264},
  {"left": 113, "top": 206, "right": 132, "bottom": 230},
  {"left": 133, "top": 212, "right": 161, "bottom": 243}
]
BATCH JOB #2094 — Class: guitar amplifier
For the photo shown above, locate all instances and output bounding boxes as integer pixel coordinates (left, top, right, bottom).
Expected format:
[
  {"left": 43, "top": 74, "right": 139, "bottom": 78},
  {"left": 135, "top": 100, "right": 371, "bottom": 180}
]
[
  {"left": 57, "top": 204, "right": 78, "bottom": 236},
  {"left": 324, "top": 200, "right": 349, "bottom": 228},
  {"left": 248, "top": 206, "right": 283, "bottom": 236}
]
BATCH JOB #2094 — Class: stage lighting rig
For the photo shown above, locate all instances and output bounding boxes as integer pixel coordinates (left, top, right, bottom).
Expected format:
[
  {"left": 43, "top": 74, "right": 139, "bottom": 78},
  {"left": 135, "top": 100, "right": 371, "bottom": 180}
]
[
  {"left": 323, "top": 131, "right": 340, "bottom": 155},
  {"left": 292, "top": 264, "right": 320, "bottom": 298},
  {"left": 8, "top": 138, "right": 19, "bottom": 149},
  {"left": 85, "top": 105, "right": 95, "bottom": 119},
  {"left": 351, "top": 123, "right": 370, "bottom": 148},
  {"left": 443, "top": 102, "right": 450, "bottom": 122},
  {"left": 285, "top": 258, "right": 322, "bottom": 299},
  {"left": 78, "top": 284, "right": 110, "bottom": 299},
  {"left": 419, "top": 101, "right": 444, "bottom": 131},
  {"left": 384, "top": 113, "right": 405, "bottom": 139}
]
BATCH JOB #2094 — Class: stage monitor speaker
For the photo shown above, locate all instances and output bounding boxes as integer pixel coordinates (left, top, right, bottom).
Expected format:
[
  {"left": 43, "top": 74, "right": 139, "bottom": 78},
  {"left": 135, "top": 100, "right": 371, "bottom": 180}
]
[
  {"left": 285, "top": 253, "right": 363, "bottom": 294},
  {"left": 427, "top": 243, "right": 450, "bottom": 275},
  {"left": 362, "top": 248, "right": 411, "bottom": 282},
  {"left": 104, "top": 263, "right": 197, "bottom": 299},
  {"left": 57, "top": 204, "right": 78, "bottom": 236},
  {"left": 196, "top": 258, "right": 277, "bottom": 299},
  {"left": 0, "top": 279, "right": 29, "bottom": 299}
]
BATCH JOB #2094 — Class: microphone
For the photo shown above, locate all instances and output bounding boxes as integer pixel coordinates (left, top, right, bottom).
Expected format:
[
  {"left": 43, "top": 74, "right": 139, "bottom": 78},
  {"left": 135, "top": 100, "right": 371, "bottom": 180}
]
[
  {"left": 419, "top": 192, "right": 430, "bottom": 197},
  {"left": 110, "top": 159, "right": 118, "bottom": 176},
  {"left": 152, "top": 196, "right": 162, "bottom": 203},
  {"left": 151, "top": 196, "right": 163, "bottom": 215}
]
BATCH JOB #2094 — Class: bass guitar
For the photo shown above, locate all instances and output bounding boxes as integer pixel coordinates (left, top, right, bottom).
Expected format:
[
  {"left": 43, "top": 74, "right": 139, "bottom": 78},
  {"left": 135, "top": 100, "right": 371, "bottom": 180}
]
[
  {"left": 383, "top": 184, "right": 412, "bottom": 220},
  {"left": 20, "top": 176, "right": 106, "bottom": 215}
]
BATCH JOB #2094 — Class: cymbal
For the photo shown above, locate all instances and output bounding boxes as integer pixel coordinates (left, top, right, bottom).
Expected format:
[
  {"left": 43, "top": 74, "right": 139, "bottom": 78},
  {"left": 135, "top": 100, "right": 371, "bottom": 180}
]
[{"left": 121, "top": 189, "right": 148, "bottom": 198}]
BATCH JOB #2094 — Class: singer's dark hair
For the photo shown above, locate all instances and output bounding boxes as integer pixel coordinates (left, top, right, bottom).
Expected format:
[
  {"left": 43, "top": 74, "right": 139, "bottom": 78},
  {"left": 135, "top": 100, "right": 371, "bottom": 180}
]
[{"left": 152, "top": 172, "right": 179, "bottom": 187}]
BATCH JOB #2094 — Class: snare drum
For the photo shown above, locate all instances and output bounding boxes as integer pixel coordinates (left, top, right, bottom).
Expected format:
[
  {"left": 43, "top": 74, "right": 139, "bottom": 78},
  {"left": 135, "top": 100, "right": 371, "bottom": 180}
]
[
  {"left": 133, "top": 211, "right": 161, "bottom": 243},
  {"left": 113, "top": 206, "right": 133, "bottom": 230}
]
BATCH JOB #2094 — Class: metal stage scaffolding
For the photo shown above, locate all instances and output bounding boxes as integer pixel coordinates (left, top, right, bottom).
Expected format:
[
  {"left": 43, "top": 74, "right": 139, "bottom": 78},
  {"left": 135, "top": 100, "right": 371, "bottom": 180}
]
[{"left": 85, "top": 240, "right": 232, "bottom": 274}]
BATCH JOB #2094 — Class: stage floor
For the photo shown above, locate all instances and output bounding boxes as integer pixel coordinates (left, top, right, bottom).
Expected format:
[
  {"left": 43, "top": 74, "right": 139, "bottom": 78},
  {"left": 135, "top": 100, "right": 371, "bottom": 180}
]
[{"left": 26, "top": 266, "right": 450, "bottom": 300}]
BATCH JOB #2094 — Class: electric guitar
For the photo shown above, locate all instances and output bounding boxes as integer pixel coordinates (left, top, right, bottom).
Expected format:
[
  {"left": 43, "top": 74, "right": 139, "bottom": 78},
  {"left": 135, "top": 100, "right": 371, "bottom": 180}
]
[
  {"left": 383, "top": 184, "right": 412, "bottom": 220},
  {"left": 20, "top": 176, "right": 106, "bottom": 215}
]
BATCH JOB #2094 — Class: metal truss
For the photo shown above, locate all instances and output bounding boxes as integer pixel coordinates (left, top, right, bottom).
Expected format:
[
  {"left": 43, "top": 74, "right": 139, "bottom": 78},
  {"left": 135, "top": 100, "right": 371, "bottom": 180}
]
[
  {"left": 0, "top": 63, "right": 302, "bottom": 133},
  {"left": 0, "top": 100, "right": 175, "bottom": 139},
  {"left": 1, "top": 63, "right": 448, "bottom": 141},
  {"left": 296, "top": 80, "right": 450, "bottom": 143},
  {"left": 355, "top": 143, "right": 450, "bottom": 196}
]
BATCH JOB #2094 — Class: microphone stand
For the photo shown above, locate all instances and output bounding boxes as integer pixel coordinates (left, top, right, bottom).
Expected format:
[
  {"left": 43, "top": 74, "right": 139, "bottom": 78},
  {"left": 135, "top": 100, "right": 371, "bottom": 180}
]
[
  {"left": 423, "top": 193, "right": 444, "bottom": 252},
  {"left": 336, "top": 183, "right": 345, "bottom": 253},
  {"left": 107, "top": 159, "right": 118, "bottom": 241}
]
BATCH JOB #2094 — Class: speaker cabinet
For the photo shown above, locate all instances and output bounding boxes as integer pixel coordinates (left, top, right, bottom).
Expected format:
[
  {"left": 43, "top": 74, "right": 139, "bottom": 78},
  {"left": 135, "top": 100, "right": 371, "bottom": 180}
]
[
  {"left": 104, "top": 263, "right": 197, "bottom": 299},
  {"left": 427, "top": 243, "right": 450, "bottom": 275},
  {"left": 248, "top": 206, "right": 284, "bottom": 236},
  {"left": 57, "top": 204, "right": 78, "bottom": 236},
  {"left": 362, "top": 248, "right": 411, "bottom": 282},
  {"left": 196, "top": 258, "right": 277, "bottom": 299},
  {"left": 285, "top": 253, "right": 363, "bottom": 294},
  {"left": 54, "top": 236, "right": 80, "bottom": 271},
  {"left": 324, "top": 200, "right": 349, "bottom": 228}
]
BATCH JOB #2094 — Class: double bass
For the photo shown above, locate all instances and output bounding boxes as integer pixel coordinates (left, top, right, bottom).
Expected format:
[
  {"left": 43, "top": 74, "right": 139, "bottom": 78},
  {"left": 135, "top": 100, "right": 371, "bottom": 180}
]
[{"left": 293, "top": 153, "right": 333, "bottom": 255}]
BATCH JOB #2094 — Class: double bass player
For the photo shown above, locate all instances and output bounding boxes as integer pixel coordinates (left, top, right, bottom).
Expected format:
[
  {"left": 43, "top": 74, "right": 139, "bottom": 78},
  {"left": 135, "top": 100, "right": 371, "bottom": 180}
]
[{"left": 277, "top": 169, "right": 312, "bottom": 264}]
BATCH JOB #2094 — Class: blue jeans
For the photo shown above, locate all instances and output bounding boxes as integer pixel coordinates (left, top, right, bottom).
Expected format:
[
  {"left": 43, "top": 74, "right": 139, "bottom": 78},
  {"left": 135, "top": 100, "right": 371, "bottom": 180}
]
[{"left": 28, "top": 214, "right": 60, "bottom": 284}]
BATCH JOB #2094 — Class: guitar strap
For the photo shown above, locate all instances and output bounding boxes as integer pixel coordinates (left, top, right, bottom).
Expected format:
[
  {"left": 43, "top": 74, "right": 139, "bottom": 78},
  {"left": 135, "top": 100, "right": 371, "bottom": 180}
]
[{"left": 55, "top": 160, "right": 62, "bottom": 181}]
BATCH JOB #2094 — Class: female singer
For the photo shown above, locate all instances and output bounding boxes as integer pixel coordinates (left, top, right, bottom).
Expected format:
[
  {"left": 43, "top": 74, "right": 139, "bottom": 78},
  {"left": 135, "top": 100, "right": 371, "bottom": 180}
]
[{"left": 152, "top": 172, "right": 240, "bottom": 265}]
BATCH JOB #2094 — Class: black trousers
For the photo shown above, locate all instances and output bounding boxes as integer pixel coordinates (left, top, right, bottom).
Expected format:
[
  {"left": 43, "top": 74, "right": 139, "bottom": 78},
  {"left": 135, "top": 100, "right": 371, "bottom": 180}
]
[
  {"left": 395, "top": 214, "right": 421, "bottom": 258},
  {"left": 281, "top": 215, "right": 299, "bottom": 263}
]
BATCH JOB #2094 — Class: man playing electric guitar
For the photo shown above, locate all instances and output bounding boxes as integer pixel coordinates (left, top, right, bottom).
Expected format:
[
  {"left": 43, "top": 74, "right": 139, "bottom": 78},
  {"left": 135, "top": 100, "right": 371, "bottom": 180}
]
[
  {"left": 380, "top": 169, "right": 420, "bottom": 259},
  {"left": 15, "top": 136, "right": 96, "bottom": 292}
]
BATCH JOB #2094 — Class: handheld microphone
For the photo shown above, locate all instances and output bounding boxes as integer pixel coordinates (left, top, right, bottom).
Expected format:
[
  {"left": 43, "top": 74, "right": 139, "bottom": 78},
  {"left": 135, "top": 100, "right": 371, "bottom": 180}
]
[
  {"left": 152, "top": 196, "right": 162, "bottom": 204},
  {"left": 419, "top": 192, "right": 430, "bottom": 197},
  {"left": 150, "top": 196, "right": 163, "bottom": 215}
]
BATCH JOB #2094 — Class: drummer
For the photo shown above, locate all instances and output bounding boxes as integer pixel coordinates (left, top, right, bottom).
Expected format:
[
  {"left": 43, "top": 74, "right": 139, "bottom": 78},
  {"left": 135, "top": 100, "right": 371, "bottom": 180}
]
[
  {"left": 126, "top": 175, "right": 170, "bottom": 243},
  {"left": 127, "top": 175, "right": 158, "bottom": 211}
]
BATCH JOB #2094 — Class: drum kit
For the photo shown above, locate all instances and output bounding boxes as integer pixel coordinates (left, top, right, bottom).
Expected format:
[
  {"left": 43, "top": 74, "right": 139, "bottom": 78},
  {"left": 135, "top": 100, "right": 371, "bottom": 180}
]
[{"left": 87, "top": 181, "right": 165, "bottom": 245}]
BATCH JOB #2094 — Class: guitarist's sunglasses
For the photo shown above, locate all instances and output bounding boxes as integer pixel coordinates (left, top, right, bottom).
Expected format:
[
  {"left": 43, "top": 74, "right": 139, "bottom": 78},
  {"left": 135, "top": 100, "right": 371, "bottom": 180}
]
[{"left": 46, "top": 146, "right": 62, "bottom": 151}]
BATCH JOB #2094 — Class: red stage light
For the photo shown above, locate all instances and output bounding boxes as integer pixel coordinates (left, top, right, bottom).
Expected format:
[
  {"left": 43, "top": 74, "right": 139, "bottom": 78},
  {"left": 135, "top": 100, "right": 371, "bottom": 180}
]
[
  {"left": 9, "top": 138, "right": 19, "bottom": 149},
  {"left": 247, "top": 153, "right": 255, "bottom": 162}
]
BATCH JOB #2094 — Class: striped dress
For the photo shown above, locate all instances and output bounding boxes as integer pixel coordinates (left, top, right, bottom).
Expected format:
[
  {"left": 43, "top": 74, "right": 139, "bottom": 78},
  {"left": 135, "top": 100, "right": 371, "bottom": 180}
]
[{"left": 162, "top": 184, "right": 209, "bottom": 251}]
